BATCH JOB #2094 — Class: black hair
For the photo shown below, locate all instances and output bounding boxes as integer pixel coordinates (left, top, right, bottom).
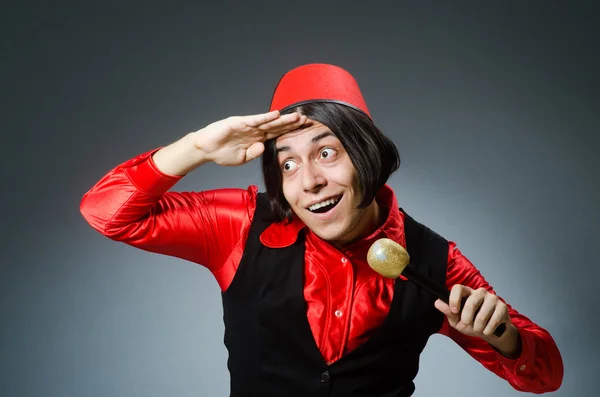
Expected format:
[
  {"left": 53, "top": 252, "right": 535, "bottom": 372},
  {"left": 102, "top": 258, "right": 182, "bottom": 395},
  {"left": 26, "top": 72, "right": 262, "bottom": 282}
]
[{"left": 261, "top": 102, "right": 400, "bottom": 222}]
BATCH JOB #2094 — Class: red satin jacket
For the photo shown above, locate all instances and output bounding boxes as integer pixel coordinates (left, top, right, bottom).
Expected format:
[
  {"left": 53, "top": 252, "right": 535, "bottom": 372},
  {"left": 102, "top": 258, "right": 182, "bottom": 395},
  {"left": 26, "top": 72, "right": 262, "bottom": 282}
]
[{"left": 80, "top": 148, "right": 563, "bottom": 393}]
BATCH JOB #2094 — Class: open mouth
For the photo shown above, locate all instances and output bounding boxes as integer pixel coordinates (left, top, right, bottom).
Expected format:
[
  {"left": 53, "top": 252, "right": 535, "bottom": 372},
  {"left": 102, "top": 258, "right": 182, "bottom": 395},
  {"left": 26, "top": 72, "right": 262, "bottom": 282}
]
[{"left": 307, "top": 195, "right": 343, "bottom": 214}]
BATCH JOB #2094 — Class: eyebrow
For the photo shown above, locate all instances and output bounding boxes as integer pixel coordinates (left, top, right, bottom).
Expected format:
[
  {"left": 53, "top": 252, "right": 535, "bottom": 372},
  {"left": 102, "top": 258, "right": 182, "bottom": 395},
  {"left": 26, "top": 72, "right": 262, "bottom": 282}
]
[{"left": 275, "top": 131, "right": 335, "bottom": 154}]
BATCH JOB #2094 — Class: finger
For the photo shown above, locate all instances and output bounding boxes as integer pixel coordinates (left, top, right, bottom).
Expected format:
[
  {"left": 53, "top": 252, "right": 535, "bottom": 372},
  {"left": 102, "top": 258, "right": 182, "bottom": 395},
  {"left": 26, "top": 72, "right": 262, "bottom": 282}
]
[
  {"left": 257, "top": 112, "right": 302, "bottom": 131},
  {"left": 243, "top": 110, "right": 281, "bottom": 127},
  {"left": 434, "top": 299, "right": 460, "bottom": 330},
  {"left": 264, "top": 115, "right": 308, "bottom": 139},
  {"left": 449, "top": 285, "right": 470, "bottom": 314},
  {"left": 263, "top": 116, "right": 305, "bottom": 134},
  {"left": 460, "top": 292, "right": 484, "bottom": 326},
  {"left": 482, "top": 301, "right": 508, "bottom": 337},
  {"left": 434, "top": 299, "right": 458, "bottom": 321},
  {"left": 472, "top": 294, "right": 497, "bottom": 333},
  {"left": 245, "top": 141, "right": 265, "bottom": 162}
]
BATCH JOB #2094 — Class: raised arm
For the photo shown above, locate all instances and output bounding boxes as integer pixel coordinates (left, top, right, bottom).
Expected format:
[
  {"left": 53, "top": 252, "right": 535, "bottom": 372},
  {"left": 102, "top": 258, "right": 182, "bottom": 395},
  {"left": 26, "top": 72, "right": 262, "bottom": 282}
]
[{"left": 80, "top": 110, "right": 307, "bottom": 283}]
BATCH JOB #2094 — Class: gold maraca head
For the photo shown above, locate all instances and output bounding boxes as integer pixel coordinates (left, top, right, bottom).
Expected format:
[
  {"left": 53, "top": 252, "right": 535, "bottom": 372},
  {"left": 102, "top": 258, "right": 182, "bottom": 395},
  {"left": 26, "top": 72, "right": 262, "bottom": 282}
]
[{"left": 367, "top": 238, "right": 410, "bottom": 279}]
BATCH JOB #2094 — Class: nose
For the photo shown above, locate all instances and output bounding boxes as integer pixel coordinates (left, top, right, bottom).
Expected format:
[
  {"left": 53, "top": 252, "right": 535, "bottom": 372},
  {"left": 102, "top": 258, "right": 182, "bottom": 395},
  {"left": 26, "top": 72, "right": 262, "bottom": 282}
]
[{"left": 301, "top": 161, "right": 326, "bottom": 192}]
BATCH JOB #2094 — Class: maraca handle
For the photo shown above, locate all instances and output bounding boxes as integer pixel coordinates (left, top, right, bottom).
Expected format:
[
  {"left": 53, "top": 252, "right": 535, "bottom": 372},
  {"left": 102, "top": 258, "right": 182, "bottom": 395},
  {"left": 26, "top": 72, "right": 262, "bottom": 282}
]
[{"left": 402, "top": 266, "right": 506, "bottom": 337}]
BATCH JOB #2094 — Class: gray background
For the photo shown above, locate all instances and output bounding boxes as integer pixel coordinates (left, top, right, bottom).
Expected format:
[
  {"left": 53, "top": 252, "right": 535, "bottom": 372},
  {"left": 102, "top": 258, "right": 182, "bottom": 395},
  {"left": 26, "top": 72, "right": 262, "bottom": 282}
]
[{"left": 2, "top": 1, "right": 598, "bottom": 396}]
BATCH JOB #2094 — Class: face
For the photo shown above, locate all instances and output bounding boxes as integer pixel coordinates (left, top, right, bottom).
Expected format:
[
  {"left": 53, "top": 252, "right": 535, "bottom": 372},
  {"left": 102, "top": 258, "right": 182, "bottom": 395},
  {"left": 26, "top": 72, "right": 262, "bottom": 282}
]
[{"left": 275, "top": 120, "right": 379, "bottom": 246}]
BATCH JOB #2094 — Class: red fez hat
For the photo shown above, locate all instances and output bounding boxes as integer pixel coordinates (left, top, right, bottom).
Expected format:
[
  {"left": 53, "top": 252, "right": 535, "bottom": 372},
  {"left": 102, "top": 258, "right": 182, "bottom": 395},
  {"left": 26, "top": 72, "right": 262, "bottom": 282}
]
[{"left": 269, "top": 63, "right": 371, "bottom": 119}]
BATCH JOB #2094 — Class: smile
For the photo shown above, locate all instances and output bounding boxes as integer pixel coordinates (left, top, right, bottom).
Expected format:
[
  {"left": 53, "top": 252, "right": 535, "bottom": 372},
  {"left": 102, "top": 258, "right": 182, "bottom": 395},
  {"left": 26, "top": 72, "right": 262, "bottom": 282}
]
[{"left": 307, "top": 195, "right": 342, "bottom": 214}]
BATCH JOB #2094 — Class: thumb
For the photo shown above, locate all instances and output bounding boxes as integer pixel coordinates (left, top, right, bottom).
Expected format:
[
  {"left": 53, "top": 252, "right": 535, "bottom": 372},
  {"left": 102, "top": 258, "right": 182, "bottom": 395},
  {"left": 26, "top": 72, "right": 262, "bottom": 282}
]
[
  {"left": 245, "top": 142, "right": 265, "bottom": 162},
  {"left": 434, "top": 299, "right": 454, "bottom": 318}
]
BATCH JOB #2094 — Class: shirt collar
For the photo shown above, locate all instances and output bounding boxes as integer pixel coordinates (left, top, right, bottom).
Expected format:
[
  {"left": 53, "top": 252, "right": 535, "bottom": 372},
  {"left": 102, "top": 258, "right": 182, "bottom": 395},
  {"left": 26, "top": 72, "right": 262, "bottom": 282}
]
[{"left": 259, "top": 184, "right": 405, "bottom": 250}]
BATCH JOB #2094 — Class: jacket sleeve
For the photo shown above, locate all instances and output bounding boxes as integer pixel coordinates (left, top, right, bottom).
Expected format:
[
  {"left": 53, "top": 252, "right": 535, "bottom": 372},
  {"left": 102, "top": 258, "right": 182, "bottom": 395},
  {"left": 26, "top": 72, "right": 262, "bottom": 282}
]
[
  {"left": 437, "top": 242, "right": 564, "bottom": 393},
  {"left": 80, "top": 148, "right": 258, "bottom": 287}
]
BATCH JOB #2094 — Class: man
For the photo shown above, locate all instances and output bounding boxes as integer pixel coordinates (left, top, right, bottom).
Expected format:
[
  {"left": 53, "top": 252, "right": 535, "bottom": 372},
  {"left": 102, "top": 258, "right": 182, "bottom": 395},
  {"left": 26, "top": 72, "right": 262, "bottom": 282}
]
[{"left": 80, "top": 64, "right": 563, "bottom": 396}]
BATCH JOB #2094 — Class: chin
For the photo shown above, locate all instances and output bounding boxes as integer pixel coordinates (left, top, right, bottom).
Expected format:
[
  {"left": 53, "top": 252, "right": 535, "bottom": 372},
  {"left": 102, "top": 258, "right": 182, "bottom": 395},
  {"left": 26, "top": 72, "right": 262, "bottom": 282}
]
[{"left": 310, "top": 224, "right": 349, "bottom": 243}]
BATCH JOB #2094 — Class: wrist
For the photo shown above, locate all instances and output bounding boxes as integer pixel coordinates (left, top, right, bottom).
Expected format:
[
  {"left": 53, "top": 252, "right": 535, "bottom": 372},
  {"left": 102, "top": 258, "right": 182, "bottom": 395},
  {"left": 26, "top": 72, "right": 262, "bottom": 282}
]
[
  {"left": 152, "top": 132, "right": 210, "bottom": 176},
  {"left": 483, "top": 322, "right": 522, "bottom": 359},
  {"left": 185, "top": 130, "right": 211, "bottom": 164}
]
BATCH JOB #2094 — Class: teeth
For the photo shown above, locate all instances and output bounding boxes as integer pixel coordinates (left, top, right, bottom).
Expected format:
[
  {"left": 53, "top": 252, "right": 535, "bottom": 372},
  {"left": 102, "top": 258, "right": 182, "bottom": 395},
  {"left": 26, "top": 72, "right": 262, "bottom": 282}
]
[{"left": 309, "top": 197, "right": 340, "bottom": 212}]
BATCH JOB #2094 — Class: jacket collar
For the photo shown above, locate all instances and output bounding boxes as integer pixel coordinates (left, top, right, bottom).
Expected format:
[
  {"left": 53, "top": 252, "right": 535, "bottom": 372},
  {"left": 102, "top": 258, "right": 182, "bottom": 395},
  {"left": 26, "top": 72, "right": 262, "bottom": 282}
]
[{"left": 259, "top": 215, "right": 306, "bottom": 248}]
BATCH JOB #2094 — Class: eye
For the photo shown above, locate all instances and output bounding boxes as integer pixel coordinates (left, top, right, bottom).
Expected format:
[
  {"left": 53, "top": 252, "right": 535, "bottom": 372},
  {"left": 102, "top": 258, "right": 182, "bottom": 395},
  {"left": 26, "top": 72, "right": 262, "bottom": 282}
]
[
  {"left": 282, "top": 160, "right": 299, "bottom": 172},
  {"left": 319, "top": 148, "right": 336, "bottom": 160}
]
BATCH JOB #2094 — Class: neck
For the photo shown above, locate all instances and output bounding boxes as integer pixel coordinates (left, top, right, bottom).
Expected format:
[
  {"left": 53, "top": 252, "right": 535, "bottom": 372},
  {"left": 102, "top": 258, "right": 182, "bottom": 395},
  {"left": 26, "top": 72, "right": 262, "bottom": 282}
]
[{"left": 333, "top": 199, "right": 385, "bottom": 249}]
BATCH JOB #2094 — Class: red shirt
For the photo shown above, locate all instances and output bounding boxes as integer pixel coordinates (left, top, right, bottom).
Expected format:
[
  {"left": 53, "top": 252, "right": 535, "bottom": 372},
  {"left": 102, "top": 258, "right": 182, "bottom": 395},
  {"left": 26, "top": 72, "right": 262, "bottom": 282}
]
[{"left": 80, "top": 148, "right": 563, "bottom": 393}]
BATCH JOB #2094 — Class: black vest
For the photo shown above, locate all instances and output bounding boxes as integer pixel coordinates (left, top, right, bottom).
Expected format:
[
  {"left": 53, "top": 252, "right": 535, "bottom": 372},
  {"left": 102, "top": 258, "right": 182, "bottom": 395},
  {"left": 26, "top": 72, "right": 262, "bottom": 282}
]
[{"left": 222, "top": 193, "right": 448, "bottom": 397}]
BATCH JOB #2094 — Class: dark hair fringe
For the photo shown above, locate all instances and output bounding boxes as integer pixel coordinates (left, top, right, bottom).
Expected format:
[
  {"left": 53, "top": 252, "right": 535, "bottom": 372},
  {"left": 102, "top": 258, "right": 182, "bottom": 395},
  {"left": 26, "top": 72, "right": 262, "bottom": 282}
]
[{"left": 261, "top": 102, "right": 400, "bottom": 222}]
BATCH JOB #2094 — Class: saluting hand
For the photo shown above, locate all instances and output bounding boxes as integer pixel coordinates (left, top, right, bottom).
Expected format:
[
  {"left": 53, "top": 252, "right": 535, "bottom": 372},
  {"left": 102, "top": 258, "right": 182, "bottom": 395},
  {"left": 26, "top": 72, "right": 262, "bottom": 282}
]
[
  {"left": 152, "top": 110, "right": 307, "bottom": 177},
  {"left": 194, "top": 110, "right": 307, "bottom": 166},
  {"left": 434, "top": 285, "right": 510, "bottom": 339}
]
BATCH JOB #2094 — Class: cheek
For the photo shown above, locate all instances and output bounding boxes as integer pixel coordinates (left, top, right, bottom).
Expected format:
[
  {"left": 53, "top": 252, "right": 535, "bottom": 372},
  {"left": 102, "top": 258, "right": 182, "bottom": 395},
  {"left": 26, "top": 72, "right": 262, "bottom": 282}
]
[
  {"left": 331, "top": 162, "right": 357, "bottom": 188},
  {"left": 281, "top": 180, "right": 299, "bottom": 206}
]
